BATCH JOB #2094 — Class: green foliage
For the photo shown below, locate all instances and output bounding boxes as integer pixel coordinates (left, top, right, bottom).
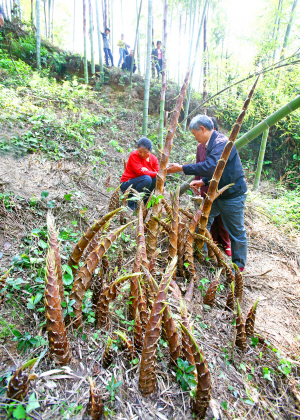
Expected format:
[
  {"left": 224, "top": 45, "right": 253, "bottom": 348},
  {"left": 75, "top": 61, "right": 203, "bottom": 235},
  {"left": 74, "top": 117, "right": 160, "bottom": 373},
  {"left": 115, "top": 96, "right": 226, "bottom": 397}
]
[
  {"left": 106, "top": 375, "right": 123, "bottom": 401},
  {"left": 176, "top": 358, "right": 197, "bottom": 391}
]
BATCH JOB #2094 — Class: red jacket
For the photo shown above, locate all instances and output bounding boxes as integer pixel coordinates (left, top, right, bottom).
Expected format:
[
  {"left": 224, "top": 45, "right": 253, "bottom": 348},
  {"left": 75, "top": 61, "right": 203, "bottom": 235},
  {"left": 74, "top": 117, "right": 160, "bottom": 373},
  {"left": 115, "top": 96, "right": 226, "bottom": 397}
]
[{"left": 121, "top": 150, "right": 159, "bottom": 182}]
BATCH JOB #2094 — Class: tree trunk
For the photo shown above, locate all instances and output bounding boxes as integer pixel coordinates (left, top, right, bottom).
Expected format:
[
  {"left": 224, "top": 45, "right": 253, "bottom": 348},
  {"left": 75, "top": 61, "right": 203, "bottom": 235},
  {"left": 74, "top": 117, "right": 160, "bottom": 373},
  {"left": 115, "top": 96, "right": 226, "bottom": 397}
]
[
  {"left": 102, "top": 0, "right": 107, "bottom": 29},
  {"left": 202, "top": 14, "right": 208, "bottom": 107},
  {"left": 183, "top": 0, "right": 208, "bottom": 131},
  {"left": 44, "top": 0, "right": 47, "bottom": 38},
  {"left": 253, "top": 129, "right": 269, "bottom": 191},
  {"left": 158, "top": 0, "right": 168, "bottom": 149},
  {"left": 111, "top": 0, "right": 114, "bottom": 55},
  {"left": 36, "top": 0, "right": 41, "bottom": 69},
  {"left": 235, "top": 95, "right": 300, "bottom": 150},
  {"left": 89, "top": 0, "right": 95, "bottom": 74},
  {"left": 142, "top": 0, "right": 153, "bottom": 136},
  {"left": 271, "top": 0, "right": 282, "bottom": 61},
  {"left": 51, "top": 0, "right": 54, "bottom": 42},
  {"left": 96, "top": 0, "right": 104, "bottom": 81},
  {"left": 31, "top": 0, "right": 34, "bottom": 24},
  {"left": 151, "top": 16, "right": 155, "bottom": 79},
  {"left": 83, "top": 0, "right": 89, "bottom": 83},
  {"left": 130, "top": 0, "right": 143, "bottom": 86},
  {"left": 280, "top": 0, "right": 298, "bottom": 59},
  {"left": 136, "top": 0, "right": 141, "bottom": 74},
  {"left": 73, "top": 0, "right": 76, "bottom": 50},
  {"left": 48, "top": 0, "right": 51, "bottom": 39},
  {"left": 177, "top": 14, "right": 182, "bottom": 86}
]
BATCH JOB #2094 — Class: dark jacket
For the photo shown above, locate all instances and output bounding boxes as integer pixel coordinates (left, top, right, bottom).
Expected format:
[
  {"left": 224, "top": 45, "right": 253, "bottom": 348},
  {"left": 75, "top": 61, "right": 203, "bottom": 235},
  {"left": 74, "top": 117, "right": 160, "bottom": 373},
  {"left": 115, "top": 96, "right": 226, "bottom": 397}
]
[
  {"left": 122, "top": 55, "right": 136, "bottom": 71},
  {"left": 151, "top": 48, "right": 162, "bottom": 65},
  {"left": 182, "top": 131, "right": 247, "bottom": 199}
]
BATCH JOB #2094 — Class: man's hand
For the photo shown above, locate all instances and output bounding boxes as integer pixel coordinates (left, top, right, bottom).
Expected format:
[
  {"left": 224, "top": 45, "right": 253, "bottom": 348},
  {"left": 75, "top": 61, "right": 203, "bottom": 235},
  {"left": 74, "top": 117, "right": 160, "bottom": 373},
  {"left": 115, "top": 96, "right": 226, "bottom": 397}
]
[
  {"left": 167, "top": 163, "right": 183, "bottom": 174},
  {"left": 141, "top": 167, "right": 149, "bottom": 172},
  {"left": 0, "top": 14, "right": 4, "bottom": 28},
  {"left": 190, "top": 179, "right": 205, "bottom": 192}
]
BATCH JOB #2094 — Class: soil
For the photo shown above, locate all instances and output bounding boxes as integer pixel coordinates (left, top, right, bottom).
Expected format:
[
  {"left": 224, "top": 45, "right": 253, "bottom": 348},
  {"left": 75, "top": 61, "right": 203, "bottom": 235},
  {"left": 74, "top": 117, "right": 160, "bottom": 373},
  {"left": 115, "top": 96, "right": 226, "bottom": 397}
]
[{"left": 0, "top": 67, "right": 300, "bottom": 420}]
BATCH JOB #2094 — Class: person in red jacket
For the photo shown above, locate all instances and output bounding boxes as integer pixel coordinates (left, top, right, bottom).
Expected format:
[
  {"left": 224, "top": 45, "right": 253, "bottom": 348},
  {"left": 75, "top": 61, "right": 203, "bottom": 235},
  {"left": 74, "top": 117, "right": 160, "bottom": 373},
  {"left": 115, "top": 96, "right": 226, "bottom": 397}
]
[{"left": 121, "top": 137, "right": 159, "bottom": 210}]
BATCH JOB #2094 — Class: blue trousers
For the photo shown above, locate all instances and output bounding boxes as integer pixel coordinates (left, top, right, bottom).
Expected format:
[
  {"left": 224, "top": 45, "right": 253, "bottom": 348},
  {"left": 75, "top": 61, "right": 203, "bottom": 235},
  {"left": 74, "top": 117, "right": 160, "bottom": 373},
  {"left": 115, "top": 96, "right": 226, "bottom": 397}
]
[
  {"left": 121, "top": 175, "right": 156, "bottom": 210},
  {"left": 206, "top": 194, "right": 247, "bottom": 267},
  {"left": 104, "top": 48, "right": 114, "bottom": 66},
  {"left": 155, "top": 59, "right": 163, "bottom": 76},
  {"left": 118, "top": 48, "right": 126, "bottom": 67}
]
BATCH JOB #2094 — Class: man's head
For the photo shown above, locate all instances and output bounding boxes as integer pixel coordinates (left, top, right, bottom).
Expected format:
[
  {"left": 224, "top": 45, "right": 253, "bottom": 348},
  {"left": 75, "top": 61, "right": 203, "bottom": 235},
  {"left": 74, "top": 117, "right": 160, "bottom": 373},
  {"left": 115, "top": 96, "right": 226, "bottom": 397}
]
[
  {"left": 130, "top": 50, "right": 134, "bottom": 57},
  {"left": 137, "top": 137, "right": 153, "bottom": 159},
  {"left": 121, "top": 34, "right": 124, "bottom": 39},
  {"left": 105, "top": 27, "right": 110, "bottom": 35},
  {"left": 157, "top": 41, "right": 162, "bottom": 49},
  {"left": 189, "top": 115, "right": 214, "bottom": 145}
]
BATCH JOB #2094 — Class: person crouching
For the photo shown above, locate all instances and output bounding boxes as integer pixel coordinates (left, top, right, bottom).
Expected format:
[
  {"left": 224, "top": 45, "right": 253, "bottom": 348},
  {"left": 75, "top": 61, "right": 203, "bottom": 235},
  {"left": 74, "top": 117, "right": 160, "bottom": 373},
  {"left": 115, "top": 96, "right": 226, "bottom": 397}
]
[{"left": 121, "top": 138, "right": 159, "bottom": 210}]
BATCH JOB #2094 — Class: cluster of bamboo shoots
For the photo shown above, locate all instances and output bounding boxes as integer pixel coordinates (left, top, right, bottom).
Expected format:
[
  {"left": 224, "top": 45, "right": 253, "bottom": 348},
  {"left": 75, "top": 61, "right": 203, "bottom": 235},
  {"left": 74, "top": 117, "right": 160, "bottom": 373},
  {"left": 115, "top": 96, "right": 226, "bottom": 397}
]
[{"left": 5, "top": 74, "right": 263, "bottom": 417}]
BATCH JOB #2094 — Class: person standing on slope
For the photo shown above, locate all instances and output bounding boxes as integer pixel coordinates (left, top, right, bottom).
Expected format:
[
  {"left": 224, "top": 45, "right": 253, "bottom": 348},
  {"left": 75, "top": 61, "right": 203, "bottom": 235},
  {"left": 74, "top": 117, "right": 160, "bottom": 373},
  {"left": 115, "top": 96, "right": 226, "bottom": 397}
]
[{"left": 101, "top": 28, "right": 114, "bottom": 67}]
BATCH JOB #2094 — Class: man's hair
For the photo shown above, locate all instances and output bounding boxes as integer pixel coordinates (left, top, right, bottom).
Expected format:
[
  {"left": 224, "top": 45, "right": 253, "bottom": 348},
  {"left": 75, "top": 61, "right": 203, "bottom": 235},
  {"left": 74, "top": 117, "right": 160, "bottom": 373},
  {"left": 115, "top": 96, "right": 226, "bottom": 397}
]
[
  {"left": 157, "top": 40, "right": 161, "bottom": 46},
  {"left": 189, "top": 115, "right": 213, "bottom": 131},
  {"left": 210, "top": 116, "right": 218, "bottom": 131},
  {"left": 138, "top": 137, "right": 153, "bottom": 151},
  {"left": 105, "top": 27, "right": 110, "bottom": 32}
]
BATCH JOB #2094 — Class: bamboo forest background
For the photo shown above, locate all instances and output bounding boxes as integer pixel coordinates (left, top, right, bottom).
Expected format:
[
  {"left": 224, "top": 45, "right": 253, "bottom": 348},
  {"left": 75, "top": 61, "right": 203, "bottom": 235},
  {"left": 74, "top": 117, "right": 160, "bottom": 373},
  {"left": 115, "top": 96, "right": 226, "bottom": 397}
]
[{"left": 1, "top": 0, "right": 300, "bottom": 185}]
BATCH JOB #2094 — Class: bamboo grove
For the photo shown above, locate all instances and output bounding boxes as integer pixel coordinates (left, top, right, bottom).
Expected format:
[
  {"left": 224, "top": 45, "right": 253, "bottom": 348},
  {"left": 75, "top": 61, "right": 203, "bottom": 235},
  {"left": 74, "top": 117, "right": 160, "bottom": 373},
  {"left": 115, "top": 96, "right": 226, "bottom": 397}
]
[{"left": 2, "top": 75, "right": 266, "bottom": 419}]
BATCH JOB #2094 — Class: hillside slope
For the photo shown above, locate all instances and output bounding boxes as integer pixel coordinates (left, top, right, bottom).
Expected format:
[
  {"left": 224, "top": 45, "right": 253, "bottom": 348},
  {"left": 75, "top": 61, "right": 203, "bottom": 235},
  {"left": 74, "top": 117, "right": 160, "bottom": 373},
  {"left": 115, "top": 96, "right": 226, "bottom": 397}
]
[{"left": 0, "top": 53, "right": 300, "bottom": 420}]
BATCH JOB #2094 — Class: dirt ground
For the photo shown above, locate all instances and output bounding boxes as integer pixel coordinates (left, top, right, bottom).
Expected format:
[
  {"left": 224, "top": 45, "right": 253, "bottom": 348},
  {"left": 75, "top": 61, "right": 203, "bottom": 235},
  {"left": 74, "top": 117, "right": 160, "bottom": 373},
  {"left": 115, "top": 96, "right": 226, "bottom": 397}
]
[{"left": 1, "top": 151, "right": 300, "bottom": 419}]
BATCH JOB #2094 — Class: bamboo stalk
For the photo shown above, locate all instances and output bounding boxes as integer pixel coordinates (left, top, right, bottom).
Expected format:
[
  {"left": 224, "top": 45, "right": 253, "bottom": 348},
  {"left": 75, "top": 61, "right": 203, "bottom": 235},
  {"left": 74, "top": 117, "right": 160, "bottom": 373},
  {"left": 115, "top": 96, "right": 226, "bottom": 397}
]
[
  {"left": 183, "top": 0, "right": 208, "bottom": 131},
  {"left": 129, "top": 0, "right": 143, "bottom": 86},
  {"left": 83, "top": 0, "right": 89, "bottom": 83},
  {"left": 146, "top": 71, "right": 190, "bottom": 259},
  {"left": 142, "top": 0, "right": 153, "bottom": 136},
  {"left": 235, "top": 95, "right": 300, "bottom": 150},
  {"left": 89, "top": 0, "right": 95, "bottom": 74},
  {"left": 36, "top": 0, "right": 41, "bottom": 69},
  {"left": 253, "top": 129, "right": 269, "bottom": 191},
  {"left": 95, "top": 0, "right": 104, "bottom": 81},
  {"left": 280, "top": 0, "right": 298, "bottom": 59},
  {"left": 158, "top": 0, "right": 168, "bottom": 148}
]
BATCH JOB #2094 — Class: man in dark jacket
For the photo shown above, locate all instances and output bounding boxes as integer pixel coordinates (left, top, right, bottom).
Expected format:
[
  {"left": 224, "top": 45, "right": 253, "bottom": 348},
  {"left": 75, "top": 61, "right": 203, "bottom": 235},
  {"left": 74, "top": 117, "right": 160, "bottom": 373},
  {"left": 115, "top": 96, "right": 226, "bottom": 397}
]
[
  {"left": 0, "top": 5, "right": 5, "bottom": 27},
  {"left": 167, "top": 114, "right": 247, "bottom": 270},
  {"left": 121, "top": 50, "right": 136, "bottom": 73}
]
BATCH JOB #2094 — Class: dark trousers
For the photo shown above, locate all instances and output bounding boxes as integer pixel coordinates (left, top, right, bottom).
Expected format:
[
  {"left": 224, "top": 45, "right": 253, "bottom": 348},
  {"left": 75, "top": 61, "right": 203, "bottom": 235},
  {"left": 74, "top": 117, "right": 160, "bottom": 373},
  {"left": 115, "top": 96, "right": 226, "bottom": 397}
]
[
  {"left": 121, "top": 175, "right": 156, "bottom": 209},
  {"left": 121, "top": 62, "right": 137, "bottom": 73},
  {"left": 104, "top": 48, "right": 114, "bottom": 66},
  {"left": 207, "top": 195, "right": 247, "bottom": 268},
  {"left": 155, "top": 59, "right": 163, "bottom": 76}
]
